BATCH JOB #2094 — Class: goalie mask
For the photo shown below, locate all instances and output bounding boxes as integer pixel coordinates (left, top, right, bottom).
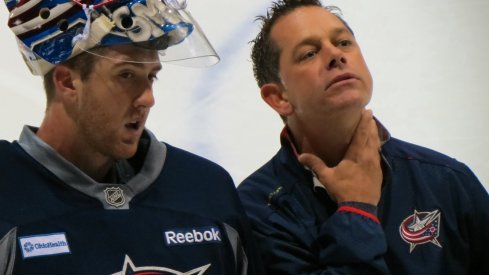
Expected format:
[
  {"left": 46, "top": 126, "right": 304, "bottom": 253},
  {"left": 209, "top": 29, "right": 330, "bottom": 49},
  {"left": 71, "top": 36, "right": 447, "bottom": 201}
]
[{"left": 4, "top": 0, "right": 219, "bottom": 75}]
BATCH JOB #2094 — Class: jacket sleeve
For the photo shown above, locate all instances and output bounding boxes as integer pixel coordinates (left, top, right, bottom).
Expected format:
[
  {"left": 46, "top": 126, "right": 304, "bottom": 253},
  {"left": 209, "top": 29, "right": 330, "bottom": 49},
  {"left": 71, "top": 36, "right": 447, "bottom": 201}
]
[
  {"left": 239, "top": 190, "right": 390, "bottom": 274},
  {"left": 464, "top": 168, "right": 489, "bottom": 274}
]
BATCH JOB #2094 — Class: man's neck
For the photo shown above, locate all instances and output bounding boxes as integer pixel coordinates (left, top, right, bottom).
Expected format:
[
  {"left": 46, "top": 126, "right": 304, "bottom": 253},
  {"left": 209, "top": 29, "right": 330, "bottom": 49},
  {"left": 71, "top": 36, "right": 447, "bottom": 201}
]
[
  {"left": 37, "top": 106, "right": 114, "bottom": 183},
  {"left": 287, "top": 111, "right": 362, "bottom": 167}
]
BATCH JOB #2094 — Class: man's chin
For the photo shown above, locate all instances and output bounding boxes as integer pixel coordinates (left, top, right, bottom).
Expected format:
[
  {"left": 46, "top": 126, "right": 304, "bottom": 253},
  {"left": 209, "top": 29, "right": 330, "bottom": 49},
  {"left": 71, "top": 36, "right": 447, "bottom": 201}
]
[{"left": 115, "top": 143, "right": 139, "bottom": 160}]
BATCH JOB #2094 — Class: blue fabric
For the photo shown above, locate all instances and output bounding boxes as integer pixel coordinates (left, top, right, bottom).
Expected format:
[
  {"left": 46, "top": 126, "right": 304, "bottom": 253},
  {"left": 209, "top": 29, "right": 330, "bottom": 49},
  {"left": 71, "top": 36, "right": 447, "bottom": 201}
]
[
  {"left": 0, "top": 140, "right": 263, "bottom": 274},
  {"left": 238, "top": 136, "right": 489, "bottom": 274}
]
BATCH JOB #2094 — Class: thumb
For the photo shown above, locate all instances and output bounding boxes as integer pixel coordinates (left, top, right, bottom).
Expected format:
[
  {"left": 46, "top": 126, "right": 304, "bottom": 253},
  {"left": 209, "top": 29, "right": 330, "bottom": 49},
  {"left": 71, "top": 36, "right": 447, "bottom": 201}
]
[{"left": 298, "top": 153, "right": 332, "bottom": 182}]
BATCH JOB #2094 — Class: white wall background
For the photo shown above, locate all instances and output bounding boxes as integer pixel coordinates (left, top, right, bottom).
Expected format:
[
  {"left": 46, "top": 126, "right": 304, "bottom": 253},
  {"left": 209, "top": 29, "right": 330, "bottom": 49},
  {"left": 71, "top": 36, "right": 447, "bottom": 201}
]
[{"left": 1, "top": 0, "right": 488, "bottom": 190}]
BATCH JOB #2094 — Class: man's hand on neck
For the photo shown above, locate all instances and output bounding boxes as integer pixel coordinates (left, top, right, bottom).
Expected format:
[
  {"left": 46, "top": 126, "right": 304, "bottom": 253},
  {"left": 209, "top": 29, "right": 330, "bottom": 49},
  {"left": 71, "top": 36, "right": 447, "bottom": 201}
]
[{"left": 298, "top": 109, "right": 383, "bottom": 206}]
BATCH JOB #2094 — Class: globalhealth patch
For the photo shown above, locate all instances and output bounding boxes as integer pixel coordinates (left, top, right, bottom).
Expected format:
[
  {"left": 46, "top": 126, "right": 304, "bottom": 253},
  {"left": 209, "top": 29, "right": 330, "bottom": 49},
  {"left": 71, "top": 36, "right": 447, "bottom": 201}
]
[
  {"left": 18, "top": 232, "right": 70, "bottom": 259},
  {"left": 164, "top": 226, "right": 222, "bottom": 246}
]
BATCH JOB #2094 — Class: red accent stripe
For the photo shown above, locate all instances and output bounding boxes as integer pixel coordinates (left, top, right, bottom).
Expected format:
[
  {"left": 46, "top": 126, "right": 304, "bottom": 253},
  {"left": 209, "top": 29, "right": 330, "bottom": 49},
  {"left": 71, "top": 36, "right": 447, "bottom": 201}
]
[
  {"left": 280, "top": 127, "right": 300, "bottom": 157},
  {"left": 337, "top": 205, "right": 380, "bottom": 224},
  {"left": 11, "top": 5, "right": 80, "bottom": 40}
]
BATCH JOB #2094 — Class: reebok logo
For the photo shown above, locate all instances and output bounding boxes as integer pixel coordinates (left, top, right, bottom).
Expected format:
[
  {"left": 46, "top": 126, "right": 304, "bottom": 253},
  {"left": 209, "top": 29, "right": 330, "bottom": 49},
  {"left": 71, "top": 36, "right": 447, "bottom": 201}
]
[{"left": 164, "top": 226, "right": 222, "bottom": 246}]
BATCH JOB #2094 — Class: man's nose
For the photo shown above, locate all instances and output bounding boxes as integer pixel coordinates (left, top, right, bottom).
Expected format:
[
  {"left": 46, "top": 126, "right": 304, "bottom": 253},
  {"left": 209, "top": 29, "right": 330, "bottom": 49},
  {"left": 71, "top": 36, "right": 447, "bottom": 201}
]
[
  {"left": 325, "top": 44, "right": 347, "bottom": 70},
  {"left": 328, "top": 56, "right": 347, "bottom": 69},
  {"left": 135, "top": 85, "right": 155, "bottom": 109}
]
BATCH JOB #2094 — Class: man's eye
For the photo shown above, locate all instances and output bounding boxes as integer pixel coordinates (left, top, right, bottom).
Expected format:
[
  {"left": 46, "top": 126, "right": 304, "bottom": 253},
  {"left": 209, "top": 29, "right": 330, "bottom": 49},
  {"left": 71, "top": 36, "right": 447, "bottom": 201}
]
[
  {"left": 120, "top": 71, "right": 135, "bottom": 79},
  {"left": 299, "top": 50, "right": 317, "bottom": 61},
  {"left": 338, "top": 40, "right": 352, "bottom": 47},
  {"left": 149, "top": 74, "right": 158, "bottom": 82}
]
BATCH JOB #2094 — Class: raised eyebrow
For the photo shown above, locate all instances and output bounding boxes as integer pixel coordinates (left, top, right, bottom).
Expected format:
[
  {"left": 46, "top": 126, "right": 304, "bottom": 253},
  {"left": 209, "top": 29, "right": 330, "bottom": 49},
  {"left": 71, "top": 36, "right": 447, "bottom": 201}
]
[
  {"left": 112, "top": 61, "right": 162, "bottom": 72},
  {"left": 151, "top": 63, "right": 163, "bottom": 74},
  {"left": 292, "top": 27, "right": 353, "bottom": 53},
  {"left": 152, "top": 63, "right": 162, "bottom": 73},
  {"left": 332, "top": 27, "right": 352, "bottom": 37},
  {"left": 292, "top": 37, "right": 322, "bottom": 55}
]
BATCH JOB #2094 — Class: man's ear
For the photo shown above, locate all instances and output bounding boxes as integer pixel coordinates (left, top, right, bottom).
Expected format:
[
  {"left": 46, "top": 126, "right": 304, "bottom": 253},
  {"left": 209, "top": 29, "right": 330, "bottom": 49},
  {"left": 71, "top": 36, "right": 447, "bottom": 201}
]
[
  {"left": 52, "top": 65, "right": 79, "bottom": 100},
  {"left": 261, "top": 83, "right": 293, "bottom": 117}
]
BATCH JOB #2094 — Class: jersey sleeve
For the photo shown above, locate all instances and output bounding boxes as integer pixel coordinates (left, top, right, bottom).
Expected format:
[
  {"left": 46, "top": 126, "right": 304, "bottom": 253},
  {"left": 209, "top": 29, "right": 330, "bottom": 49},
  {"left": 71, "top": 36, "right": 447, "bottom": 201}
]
[{"left": 0, "top": 226, "right": 16, "bottom": 275}]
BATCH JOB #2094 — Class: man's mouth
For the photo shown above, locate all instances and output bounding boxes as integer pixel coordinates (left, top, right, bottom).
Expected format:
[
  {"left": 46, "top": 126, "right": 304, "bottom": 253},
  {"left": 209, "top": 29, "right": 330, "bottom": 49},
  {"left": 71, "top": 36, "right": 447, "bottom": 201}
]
[
  {"left": 126, "top": 121, "right": 141, "bottom": 130},
  {"left": 326, "top": 73, "right": 358, "bottom": 90}
]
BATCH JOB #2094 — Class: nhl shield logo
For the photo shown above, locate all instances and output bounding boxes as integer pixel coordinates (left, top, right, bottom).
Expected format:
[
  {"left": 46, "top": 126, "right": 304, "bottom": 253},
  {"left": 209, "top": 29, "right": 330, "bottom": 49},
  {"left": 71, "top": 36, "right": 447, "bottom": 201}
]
[
  {"left": 104, "top": 187, "right": 125, "bottom": 207},
  {"left": 399, "top": 209, "right": 442, "bottom": 252}
]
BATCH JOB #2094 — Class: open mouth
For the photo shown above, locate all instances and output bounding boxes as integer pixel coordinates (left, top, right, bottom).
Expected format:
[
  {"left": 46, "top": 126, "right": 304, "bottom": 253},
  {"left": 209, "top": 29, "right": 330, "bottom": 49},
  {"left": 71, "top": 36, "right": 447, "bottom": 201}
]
[{"left": 126, "top": 121, "right": 141, "bottom": 130}]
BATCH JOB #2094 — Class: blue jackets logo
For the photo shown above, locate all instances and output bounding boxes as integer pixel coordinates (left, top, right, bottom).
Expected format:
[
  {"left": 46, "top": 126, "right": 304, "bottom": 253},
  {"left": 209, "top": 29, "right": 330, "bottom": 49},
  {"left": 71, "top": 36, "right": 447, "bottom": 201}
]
[
  {"left": 111, "top": 255, "right": 211, "bottom": 274},
  {"left": 400, "top": 209, "right": 442, "bottom": 252},
  {"left": 164, "top": 226, "right": 222, "bottom": 246},
  {"left": 18, "top": 232, "right": 70, "bottom": 258}
]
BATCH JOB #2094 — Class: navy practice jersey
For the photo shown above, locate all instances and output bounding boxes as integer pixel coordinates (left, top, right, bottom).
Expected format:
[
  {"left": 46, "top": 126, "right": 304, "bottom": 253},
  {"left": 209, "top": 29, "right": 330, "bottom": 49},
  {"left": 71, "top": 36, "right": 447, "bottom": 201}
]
[{"left": 0, "top": 127, "right": 260, "bottom": 274}]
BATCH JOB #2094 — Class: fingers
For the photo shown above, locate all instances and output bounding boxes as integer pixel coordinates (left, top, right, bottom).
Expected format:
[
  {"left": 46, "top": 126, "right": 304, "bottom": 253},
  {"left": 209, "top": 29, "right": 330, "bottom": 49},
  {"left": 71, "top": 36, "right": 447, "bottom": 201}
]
[
  {"left": 349, "top": 109, "right": 373, "bottom": 148},
  {"left": 311, "top": 110, "right": 383, "bottom": 204},
  {"left": 297, "top": 110, "right": 383, "bottom": 205},
  {"left": 346, "top": 110, "right": 380, "bottom": 160},
  {"left": 366, "top": 112, "right": 380, "bottom": 152}
]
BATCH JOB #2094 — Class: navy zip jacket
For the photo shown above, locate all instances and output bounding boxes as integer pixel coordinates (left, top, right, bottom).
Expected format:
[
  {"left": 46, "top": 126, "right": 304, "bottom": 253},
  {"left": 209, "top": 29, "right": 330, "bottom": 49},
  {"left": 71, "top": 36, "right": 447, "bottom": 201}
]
[{"left": 238, "top": 128, "right": 489, "bottom": 274}]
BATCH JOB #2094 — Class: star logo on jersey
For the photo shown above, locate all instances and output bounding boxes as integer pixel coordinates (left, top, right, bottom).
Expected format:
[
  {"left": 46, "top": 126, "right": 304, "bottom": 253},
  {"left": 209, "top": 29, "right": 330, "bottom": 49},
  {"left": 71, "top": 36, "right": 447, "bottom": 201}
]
[
  {"left": 399, "top": 209, "right": 442, "bottom": 253},
  {"left": 104, "top": 187, "right": 125, "bottom": 207},
  {"left": 111, "top": 255, "right": 211, "bottom": 275}
]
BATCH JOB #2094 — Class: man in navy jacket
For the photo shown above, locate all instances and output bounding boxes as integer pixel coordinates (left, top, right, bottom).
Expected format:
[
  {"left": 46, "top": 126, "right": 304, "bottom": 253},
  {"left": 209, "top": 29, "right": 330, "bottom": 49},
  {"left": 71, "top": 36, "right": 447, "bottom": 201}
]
[{"left": 238, "top": 0, "right": 489, "bottom": 274}]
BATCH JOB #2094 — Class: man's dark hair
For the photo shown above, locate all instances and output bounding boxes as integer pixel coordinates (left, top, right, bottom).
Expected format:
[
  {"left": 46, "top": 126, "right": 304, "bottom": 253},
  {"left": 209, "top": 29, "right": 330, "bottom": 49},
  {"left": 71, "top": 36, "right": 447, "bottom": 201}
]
[
  {"left": 43, "top": 47, "right": 107, "bottom": 106},
  {"left": 251, "top": 0, "right": 351, "bottom": 88}
]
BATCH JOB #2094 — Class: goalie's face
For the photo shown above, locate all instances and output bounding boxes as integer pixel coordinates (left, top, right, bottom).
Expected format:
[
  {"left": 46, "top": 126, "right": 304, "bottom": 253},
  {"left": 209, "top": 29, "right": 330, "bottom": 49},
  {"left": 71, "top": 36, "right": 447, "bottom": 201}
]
[{"left": 68, "top": 44, "right": 161, "bottom": 159}]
